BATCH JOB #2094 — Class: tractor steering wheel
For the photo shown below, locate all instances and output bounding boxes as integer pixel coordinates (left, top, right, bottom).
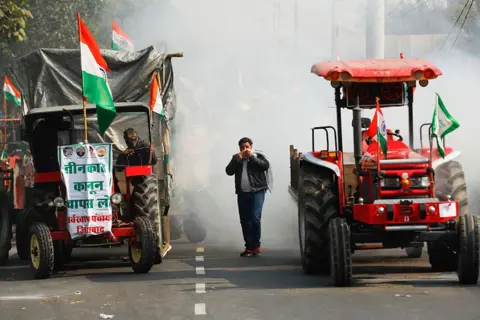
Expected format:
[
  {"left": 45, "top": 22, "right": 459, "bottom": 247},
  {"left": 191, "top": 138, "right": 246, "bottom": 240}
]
[{"left": 387, "top": 131, "right": 403, "bottom": 141}]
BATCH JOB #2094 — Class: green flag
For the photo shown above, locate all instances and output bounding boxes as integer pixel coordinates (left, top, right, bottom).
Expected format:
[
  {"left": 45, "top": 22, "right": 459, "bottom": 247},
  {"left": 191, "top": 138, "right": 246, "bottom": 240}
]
[
  {"left": 78, "top": 14, "right": 116, "bottom": 136},
  {"left": 431, "top": 93, "right": 459, "bottom": 158}
]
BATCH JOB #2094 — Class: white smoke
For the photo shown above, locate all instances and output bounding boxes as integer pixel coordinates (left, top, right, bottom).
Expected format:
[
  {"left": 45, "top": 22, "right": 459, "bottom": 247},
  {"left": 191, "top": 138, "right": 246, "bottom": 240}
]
[{"left": 118, "top": 0, "right": 480, "bottom": 250}]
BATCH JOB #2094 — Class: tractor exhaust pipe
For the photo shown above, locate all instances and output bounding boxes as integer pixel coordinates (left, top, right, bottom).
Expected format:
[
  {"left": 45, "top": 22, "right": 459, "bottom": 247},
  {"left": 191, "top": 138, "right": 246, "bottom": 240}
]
[{"left": 353, "top": 95, "right": 363, "bottom": 164}]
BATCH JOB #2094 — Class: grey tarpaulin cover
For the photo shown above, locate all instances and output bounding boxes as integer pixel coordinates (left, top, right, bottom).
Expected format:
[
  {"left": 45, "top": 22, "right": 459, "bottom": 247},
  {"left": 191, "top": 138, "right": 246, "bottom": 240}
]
[
  {"left": 6, "top": 45, "right": 177, "bottom": 121},
  {"left": 6, "top": 46, "right": 179, "bottom": 206}
]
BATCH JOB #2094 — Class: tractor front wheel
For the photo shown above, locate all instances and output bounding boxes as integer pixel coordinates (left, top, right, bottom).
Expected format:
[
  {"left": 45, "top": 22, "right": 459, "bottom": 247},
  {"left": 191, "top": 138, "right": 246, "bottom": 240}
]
[
  {"left": 298, "top": 164, "right": 337, "bottom": 275},
  {"left": 129, "top": 216, "right": 156, "bottom": 274},
  {"left": 457, "top": 214, "right": 479, "bottom": 285},
  {"left": 329, "top": 217, "right": 352, "bottom": 287},
  {"left": 29, "top": 222, "right": 54, "bottom": 279}
]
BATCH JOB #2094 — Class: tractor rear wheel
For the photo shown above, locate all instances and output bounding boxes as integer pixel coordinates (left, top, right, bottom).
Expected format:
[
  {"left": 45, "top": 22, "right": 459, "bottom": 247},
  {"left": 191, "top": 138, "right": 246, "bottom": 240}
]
[
  {"left": 457, "top": 214, "right": 479, "bottom": 285},
  {"left": 329, "top": 217, "right": 352, "bottom": 287},
  {"left": 0, "top": 200, "right": 11, "bottom": 266},
  {"left": 435, "top": 161, "right": 468, "bottom": 216},
  {"left": 129, "top": 216, "right": 156, "bottom": 273},
  {"left": 405, "top": 247, "right": 423, "bottom": 258},
  {"left": 15, "top": 209, "right": 29, "bottom": 260},
  {"left": 29, "top": 222, "right": 54, "bottom": 279},
  {"left": 131, "top": 174, "right": 162, "bottom": 264},
  {"left": 298, "top": 163, "right": 338, "bottom": 275}
]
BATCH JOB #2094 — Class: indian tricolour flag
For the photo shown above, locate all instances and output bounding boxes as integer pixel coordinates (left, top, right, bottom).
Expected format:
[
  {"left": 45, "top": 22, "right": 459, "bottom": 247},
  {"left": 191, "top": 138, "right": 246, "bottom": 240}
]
[
  {"left": 149, "top": 71, "right": 165, "bottom": 118},
  {"left": 78, "top": 13, "right": 116, "bottom": 136},
  {"left": 367, "top": 97, "right": 388, "bottom": 158},
  {"left": 431, "top": 93, "right": 459, "bottom": 158},
  {"left": 3, "top": 76, "right": 21, "bottom": 107},
  {"left": 112, "top": 20, "right": 134, "bottom": 52}
]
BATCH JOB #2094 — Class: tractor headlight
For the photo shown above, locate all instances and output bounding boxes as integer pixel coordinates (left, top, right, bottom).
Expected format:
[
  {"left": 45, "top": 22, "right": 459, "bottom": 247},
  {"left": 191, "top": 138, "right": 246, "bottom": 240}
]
[
  {"left": 53, "top": 197, "right": 65, "bottom": 208},
  {"left": 111, "top": 193, "right": 122, "bottom": 204},
  {"left": 380, "top": 177, "right": 400, "bottom": 188},
  {"left": 410, "top": 176, "right": 429, "bottom": 188}
]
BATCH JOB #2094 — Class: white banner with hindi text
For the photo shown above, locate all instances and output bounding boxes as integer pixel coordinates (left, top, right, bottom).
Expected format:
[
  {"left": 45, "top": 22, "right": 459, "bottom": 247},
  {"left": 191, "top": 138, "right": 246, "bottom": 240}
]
[{"left": 58, "top": 143, "right": 113, "bottom": 240}]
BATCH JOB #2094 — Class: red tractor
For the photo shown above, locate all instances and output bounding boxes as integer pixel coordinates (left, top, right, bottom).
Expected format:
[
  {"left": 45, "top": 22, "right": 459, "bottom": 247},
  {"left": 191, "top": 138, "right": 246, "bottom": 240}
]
[{"left": 289, "top": 57, "right": 478, "bottom": 287}]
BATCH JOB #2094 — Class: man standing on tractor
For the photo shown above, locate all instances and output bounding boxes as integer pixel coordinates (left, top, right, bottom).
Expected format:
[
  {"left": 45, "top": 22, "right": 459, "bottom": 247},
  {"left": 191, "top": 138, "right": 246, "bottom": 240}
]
[
  {"left": 114, "top": 128, "right": 158, "bottom": 191},
  {"left": 114, "top": 128, "right": 163, "bottom": 263},
  {"left": 225, "top": 137, "right": 271, "bottom": 257}
]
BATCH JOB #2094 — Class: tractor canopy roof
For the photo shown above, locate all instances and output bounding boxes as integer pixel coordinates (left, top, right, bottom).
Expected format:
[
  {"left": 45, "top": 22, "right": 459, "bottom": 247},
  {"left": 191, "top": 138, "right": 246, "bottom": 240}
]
[
  {"left": 311, "top": 58, "right": 442, "bottom": 83},
  {"left": 25, "top": 102, "right": 154, "bottom": 174}
]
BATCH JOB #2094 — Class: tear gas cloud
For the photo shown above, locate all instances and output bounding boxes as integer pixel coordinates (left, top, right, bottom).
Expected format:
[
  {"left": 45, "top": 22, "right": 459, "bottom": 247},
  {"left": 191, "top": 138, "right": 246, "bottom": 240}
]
[{"left": 121, "top": 0, "right": 480, "bottom": 249}]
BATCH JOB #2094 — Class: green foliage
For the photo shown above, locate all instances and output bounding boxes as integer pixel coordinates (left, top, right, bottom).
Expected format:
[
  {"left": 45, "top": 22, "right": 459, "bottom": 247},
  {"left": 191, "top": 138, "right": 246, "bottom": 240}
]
[{"left": 0, "top": 0, "right": 33, "bottom": 42}]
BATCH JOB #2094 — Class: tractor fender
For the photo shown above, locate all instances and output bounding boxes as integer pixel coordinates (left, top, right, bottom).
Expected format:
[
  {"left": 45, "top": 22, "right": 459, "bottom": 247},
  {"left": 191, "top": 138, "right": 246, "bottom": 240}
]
[
  {"left": 432, "top": 150, "right": 461, "bottom": 170},
  {"left": 301, "top": 152, "right": 340, "bottom": 176}
]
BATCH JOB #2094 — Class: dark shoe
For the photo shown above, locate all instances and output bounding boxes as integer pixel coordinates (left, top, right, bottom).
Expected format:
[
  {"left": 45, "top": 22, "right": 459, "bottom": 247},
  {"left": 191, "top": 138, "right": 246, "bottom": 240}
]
[
  {"left": 252, "top": 247, "right": 261, "bottom": 257},
  {"left": 240, "top": 249, "right": 253, "bottom": 257}
]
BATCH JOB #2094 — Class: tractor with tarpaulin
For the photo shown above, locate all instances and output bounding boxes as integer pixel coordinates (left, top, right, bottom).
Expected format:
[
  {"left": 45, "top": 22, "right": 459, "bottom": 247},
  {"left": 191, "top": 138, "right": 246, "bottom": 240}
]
[
  {"left": 6, "top": 43, "right": 183, "bottom": 278},
  {"left": 19, "top": 102, "right": 163, "bottom": 279},
  {"left": 288, "top": 57, "right": 478, "bottom": 287},
  {"left": 0, "top": 84, "right": 28, "bottom": 266}
]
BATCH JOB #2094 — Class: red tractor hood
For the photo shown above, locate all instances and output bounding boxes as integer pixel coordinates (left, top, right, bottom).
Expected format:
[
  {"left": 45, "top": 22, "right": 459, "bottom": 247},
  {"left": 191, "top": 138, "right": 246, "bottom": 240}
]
[{"left": 362, "top": 139, "right": 426, "bottom": 162}]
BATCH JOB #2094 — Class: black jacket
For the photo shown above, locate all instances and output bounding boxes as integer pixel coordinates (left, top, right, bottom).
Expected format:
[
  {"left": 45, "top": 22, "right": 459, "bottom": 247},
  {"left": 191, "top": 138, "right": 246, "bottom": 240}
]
[
  {"left": 225, "top": 153, "right": 269, "bottom": 194},
  {"left": 116, "top": 139, "right": 158, "bottom": 168}
]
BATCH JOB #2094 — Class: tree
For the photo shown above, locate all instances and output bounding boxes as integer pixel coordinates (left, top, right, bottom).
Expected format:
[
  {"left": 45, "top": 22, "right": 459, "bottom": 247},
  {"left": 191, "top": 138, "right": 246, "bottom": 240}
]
[{"left": 0, "top": 0, "right": 33, "bottom": 42}]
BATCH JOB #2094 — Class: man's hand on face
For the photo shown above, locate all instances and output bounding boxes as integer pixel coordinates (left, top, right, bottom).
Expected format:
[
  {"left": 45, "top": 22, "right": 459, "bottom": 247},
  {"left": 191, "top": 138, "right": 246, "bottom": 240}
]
[
  {"left": 243, "top": 149, "right": 253, "bottom": 159},
  {"left": 236, "top": 152, "right": 243, "bottom": 161}
]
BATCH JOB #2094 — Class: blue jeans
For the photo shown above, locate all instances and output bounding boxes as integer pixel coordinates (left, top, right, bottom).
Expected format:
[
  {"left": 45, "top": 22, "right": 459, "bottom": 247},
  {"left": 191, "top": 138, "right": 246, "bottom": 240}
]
[{"left": 237, "top": 190, "right": 266, "bottom": 250}]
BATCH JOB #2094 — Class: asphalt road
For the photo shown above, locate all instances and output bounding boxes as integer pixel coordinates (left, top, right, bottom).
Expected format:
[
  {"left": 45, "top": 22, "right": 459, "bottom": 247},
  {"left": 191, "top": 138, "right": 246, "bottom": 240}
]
[{"left": 1, "top": 241, "right": 480, "bottom": 320}]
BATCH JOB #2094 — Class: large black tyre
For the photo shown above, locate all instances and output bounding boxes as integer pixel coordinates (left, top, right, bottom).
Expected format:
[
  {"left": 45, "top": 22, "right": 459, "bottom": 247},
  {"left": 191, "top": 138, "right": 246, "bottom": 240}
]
[
  {"left": 131, "top": 174, "right": 162, "bottom": 264},
  {"left": 169, "top": 215, "right": 184, "bottom": 241},
  {"left": 0, "top": 200, "right": 11, "bottom": 266},
  {"left": 15, "top": 209, "right": 29, "bottom": 260},
  {"left": 183, "top": 215, "right": 206, "bottom": 244},
  {"left": 298, "top": 163, "right": 338, "bottom": 275},
  {"left": 457, "top": 214, "right": 479, "bottom": 285},
  {"left": 29, "top": 222, "right": 54, "bottom": 279},
  {"left": 128, "top": 216, "right": 156, "bottom": 273},
  {"left": 329, "top": 217, "right": 352, "bottom": 287},
  {"left": 405, "top": 247, "right": 423, "bottom": 258},
  {"left": 435, "top": 161, "right": 468, "bottom": 216},
  {"left": 429, "top": 160, "right": 468, "bottom": 270}
]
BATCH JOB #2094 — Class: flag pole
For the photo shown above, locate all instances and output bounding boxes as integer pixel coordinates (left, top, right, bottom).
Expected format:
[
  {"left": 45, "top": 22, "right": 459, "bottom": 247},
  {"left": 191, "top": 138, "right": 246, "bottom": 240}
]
[
  {"left": 3, "top": 90, "right": 7, "bottom": 152},
  {"left": 375, "top": 97, "right": 381, "bottom": 200},
  {"left": 77, "top": 12, "right": 88, "bottom": 143},
  {"left": 429, "top": 97, "right": 436, "bottom": 197}
]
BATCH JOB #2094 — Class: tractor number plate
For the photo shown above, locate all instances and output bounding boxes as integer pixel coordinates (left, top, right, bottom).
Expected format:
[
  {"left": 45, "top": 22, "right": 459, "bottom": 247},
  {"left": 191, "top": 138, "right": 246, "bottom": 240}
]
[{"left": 400, "top": 205, "right": 412, "bottom": 215}]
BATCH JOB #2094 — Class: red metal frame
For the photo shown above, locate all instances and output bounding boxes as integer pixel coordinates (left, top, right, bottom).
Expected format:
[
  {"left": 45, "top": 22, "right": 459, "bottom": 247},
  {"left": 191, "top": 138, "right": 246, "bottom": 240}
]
[
  {"left": 353, "top": 200, "right": 459, "bottom": 225},
  {"left": 311, "top": 58, "right": 442, "bottom": 83},
  {"left": 35, "top": 172, "right": 62, "bottom": 183},
  {"left": 125, "top": 165, "right": 152, "bottom": 177}
]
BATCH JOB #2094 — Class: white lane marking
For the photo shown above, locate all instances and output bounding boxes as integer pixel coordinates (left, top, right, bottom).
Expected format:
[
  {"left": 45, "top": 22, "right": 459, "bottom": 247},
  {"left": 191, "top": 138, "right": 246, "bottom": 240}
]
[
  {"left": 196, "top": 283, "right": 206, "bottom": 293},
  {"left": 0, "top": 295, "right": 48, "bottom": 301},
  {"left": 196, "top": 247, "right": 204, "bottom": 253},
  {"left": 196, "top": 267, "right": 205, "bottom": 275},
  {"left": 195, "top": 303, "right": 206, "bottom": 315},
  {"left": 195, "top": 256, "right": 204, "bottom": 262}
]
